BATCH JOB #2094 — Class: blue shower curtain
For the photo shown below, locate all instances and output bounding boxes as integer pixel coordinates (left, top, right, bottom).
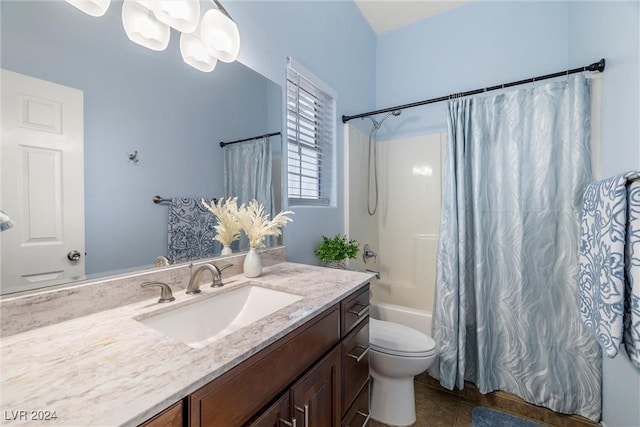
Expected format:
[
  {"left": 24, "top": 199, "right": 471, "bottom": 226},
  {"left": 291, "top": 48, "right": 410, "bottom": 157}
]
[
  {"left": 223, "top": 137, "right": 274, "bottom": 250},
  {"left": 431, "top": 75, "right": 602, "bottom": 420}
]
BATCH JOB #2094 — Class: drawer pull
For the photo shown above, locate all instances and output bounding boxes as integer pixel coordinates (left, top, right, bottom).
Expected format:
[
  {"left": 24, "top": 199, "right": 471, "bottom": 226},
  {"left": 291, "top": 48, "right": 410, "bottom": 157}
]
[
  {"left": 355, "top": 410, "right": 371, "bottom": 427},
  {"left": 279, "top": 418, "right": 297, "bottom": 427},
  {"left": 347, "top": 303, "right": 369, "bottom": 318},
  {"left": 294, "top": 404, "right": 309, "bottom": 427},
  {"left": 347, "top": 345, "right": 370, "bottom": 363}
]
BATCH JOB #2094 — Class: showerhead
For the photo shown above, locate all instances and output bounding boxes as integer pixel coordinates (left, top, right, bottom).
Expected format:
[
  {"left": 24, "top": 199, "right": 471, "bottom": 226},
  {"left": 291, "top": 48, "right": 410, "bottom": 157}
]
[
  {"left": 376, "top": 109, "right": 401, "bottom": 129},
  {"left": 365, "top": 109, "right": 402, "bottom": 132}
]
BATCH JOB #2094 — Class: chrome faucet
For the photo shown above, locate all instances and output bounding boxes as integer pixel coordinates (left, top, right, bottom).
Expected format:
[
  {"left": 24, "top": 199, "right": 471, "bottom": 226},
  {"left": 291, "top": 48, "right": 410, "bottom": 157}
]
[
  {"left": 187, "top": 263, "right": 233, "bottom": 293},
  {"left": 365, "top": 269, "right": 381, "bottom": 280},
  {"left": 141, "top": 281, "right": 175, "bottom": 303}
]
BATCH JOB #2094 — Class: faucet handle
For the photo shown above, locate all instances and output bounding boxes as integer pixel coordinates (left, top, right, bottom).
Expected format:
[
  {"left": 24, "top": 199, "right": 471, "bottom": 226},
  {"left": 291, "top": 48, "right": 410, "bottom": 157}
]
[
  {"left": 216, "top": 263, "right": 233, "bottom": 273},
  {"left": 362, "top": 244, "right": 377, "bottom": 264},
  {"left": 211, "top": 263, "right": 234, "bottom": 287},
  {"left": 141, "top": 281, "right": 175, "bottom": 303}
]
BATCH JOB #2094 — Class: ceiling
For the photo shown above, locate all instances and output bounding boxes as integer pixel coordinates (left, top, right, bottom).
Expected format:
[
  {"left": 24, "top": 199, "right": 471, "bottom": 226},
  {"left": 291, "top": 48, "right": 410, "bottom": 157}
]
[{"left": 354, "top": 0, "right": 468, "bottom": 35}]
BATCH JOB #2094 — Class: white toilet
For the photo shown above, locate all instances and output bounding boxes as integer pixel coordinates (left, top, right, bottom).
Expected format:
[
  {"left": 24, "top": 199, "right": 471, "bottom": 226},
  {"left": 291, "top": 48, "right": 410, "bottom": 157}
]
[{"left": 369, "top": 318, "right": 437, "bottom": 426}]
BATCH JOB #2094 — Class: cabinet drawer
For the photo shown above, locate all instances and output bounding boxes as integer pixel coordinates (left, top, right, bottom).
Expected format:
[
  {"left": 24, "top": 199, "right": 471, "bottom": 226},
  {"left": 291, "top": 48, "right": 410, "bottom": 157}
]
[
  {"left": 139, "top": 400, "right": 183, "bottom": 427},
  {"left": 190, "top": 305, "right": 340, "bottom": 427},
  {"left": 341, "top": 317, "right": 369, "bottom": 415},
  {"left": 341, "top": 381, "right": 370, "bottom": 427},
  {"left": 341, "top": 284, "right": 370, "bottom": 337}
]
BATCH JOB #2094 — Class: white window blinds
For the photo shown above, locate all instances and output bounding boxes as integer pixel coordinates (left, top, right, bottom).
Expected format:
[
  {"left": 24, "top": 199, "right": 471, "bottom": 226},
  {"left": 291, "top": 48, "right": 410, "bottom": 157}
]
[{"left": 286, "top": 59, "right": 335, "bottom": 206}]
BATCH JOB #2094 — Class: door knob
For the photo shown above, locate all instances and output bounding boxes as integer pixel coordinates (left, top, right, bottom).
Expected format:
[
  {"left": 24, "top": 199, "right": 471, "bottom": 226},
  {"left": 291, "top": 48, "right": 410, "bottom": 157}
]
[{"left": 67, "top": 250, "right": 81, "bottom": 261}]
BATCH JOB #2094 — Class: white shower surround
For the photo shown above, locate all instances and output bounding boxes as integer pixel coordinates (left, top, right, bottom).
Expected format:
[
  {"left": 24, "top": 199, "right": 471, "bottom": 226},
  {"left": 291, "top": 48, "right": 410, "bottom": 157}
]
[
  {"left": 370, "top": 300, "right": 432, "bottom": 336},
  {"left": 345, "top": 125, "right": 443, "bottom": 330}
]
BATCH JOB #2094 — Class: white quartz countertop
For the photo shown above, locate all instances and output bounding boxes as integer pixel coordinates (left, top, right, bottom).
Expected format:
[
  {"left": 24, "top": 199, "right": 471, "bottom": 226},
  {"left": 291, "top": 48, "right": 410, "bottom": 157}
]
[{"left": 0, "top": 262, "right": 372, "bottom": 427}]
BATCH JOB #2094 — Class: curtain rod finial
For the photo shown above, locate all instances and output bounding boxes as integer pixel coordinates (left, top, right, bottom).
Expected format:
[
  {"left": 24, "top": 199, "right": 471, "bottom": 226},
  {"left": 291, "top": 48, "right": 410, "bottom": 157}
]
[{"left": 588, "top": 58, "right": 605, "bottom": 73}]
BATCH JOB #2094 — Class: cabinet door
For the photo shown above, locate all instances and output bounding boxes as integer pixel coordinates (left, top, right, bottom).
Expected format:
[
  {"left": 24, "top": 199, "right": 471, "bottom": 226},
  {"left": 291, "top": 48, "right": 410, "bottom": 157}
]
[
  {"left": 249, "top": 393, "right": 292, "bottom": 427},
  {"left": 291, "top": 347, "right": 341, "bottom": 427},
  {"left": 139, "top": 401, "right": 183, "bottom": 427}
]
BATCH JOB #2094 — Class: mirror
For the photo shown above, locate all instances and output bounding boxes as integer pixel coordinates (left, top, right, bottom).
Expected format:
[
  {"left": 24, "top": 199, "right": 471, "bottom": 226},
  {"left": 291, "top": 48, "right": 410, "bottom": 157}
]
[{"left": 0, "top": 1, "right": 282, "bottom": 295}]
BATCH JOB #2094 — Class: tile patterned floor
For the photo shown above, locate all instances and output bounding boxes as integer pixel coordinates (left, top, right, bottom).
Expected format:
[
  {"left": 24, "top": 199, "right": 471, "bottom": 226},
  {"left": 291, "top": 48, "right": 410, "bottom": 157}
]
[{"left": 368, "top": 373, "right": 600, "bottom": 427}]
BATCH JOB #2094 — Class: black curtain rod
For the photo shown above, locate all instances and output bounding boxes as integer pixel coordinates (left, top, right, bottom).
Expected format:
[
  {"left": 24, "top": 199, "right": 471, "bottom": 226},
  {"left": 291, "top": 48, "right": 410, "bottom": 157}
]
[
  {"left": 219, "top": 131, "right": 281, "bottom": 148},
  {"left": 342, "top": 58, "right": 606, "bottom": 124}
]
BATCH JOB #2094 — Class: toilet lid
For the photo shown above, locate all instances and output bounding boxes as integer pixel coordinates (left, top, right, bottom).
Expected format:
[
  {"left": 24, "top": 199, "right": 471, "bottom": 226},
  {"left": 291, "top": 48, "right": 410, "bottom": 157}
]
[{"left": 370, "top": 318, "right": 436, "bottom": 357}]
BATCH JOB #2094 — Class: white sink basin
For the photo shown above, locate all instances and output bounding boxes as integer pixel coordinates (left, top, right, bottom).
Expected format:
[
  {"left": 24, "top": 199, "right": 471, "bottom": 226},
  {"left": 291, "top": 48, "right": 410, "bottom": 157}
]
[{"left": 138, "top": 284, "right": 303, "bottom": 348}]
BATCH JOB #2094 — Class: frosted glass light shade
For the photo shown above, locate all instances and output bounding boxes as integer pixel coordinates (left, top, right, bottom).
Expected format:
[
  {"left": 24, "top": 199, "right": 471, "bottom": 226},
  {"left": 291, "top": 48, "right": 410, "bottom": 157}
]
[
  {"left": 65, "top": 0, "right": 111, "bottom": 17},
  {"left": 180, "top": 32, "right": 218, "bottom": 73},
  {"left": 152, "top": 0, "right": 200, "bottom": 33},
  {"left": 132, "top": 0, "right": 154, "bottom": 9},
  {"left": 200, "top": 9, "right": 240, "bottom": 63},
  {"left": 122, "top": 0, "right": 170, "bottom": 51}
]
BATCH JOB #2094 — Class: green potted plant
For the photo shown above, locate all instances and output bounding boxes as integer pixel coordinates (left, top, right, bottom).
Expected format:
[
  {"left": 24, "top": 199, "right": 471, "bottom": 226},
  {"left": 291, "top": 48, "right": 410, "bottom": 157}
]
[{"left": 314, "top": 234, "right": 359, "bottom": 269}]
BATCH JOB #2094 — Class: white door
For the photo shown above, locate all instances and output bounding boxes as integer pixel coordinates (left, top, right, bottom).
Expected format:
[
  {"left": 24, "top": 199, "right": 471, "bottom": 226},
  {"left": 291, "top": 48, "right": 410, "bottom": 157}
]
[{"left": 1, "top": 69, "right": 85, "bottom": 293}]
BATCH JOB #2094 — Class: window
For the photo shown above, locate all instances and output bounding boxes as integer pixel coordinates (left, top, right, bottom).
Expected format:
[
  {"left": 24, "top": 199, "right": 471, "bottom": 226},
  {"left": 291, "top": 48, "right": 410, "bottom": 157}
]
[{"left": 286, "top": 58, "right": 335, "bottom": 206}]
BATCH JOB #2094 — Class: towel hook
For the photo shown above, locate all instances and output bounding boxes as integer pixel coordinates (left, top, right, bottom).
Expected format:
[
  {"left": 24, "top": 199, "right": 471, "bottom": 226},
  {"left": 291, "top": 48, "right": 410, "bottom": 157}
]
[{"left": 128, "top": 150, "right": 139, "bottom": 164}]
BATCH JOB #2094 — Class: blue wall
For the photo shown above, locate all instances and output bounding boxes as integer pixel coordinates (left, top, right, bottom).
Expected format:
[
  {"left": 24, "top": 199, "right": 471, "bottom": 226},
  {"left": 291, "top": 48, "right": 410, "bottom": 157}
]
[
  {"left": 1, "top": 1, "right": 277, "bottom": 275},
  {"left": 569, "top": 2, "right": 640, "bottom": 426},
  {"left": 224, "top": 0, "right": 377, "bottom": 265},
  {"left": 375, "top": 1, "right": 570, "bottom": 139}
]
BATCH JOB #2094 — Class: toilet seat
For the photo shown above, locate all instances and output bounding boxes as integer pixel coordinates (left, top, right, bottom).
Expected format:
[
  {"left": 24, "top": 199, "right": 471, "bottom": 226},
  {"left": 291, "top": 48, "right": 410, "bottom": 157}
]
[{"left": 370, "top": 318, "right": 436, "bottom": 358}]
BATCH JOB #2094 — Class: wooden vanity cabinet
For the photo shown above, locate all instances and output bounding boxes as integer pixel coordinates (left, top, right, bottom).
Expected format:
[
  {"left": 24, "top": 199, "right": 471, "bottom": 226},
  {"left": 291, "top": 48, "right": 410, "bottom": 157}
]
[{"left": 145, "top": 283, "right": 370, "bottom": 427}]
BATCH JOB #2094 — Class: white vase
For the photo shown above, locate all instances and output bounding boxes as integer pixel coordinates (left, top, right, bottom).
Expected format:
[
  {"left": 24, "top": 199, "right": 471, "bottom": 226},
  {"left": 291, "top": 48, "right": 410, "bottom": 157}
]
[
  {"left": 243, "top": 248, "right": 262, "bottom": 278},
  {"left": 221, "top": 245, "right": 233, "bottom": 256},
  {"left": 326, "top": 259, "right": 346, "bottom": 269}
]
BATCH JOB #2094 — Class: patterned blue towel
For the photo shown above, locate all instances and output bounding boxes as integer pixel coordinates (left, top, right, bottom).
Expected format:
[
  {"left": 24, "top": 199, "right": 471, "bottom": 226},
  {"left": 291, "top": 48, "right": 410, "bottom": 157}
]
[
  {"left": 624, "top": 179, "right": 640, "bottom": 368},
  {"left": 579, "top": 171, "right": 640, "bottom": 363},
  {"left": 0, "top": 210, "right": 15, "bottom": 231},
  {"left": 167, "top": 198, "right": 219, "bottom": 263}
]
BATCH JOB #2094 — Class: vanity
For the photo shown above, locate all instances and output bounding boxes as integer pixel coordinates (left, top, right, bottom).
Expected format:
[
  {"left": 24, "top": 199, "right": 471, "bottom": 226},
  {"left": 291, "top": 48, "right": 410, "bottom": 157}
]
[{"left": 0, "top": 256, "right": 372, "bottom": 427}]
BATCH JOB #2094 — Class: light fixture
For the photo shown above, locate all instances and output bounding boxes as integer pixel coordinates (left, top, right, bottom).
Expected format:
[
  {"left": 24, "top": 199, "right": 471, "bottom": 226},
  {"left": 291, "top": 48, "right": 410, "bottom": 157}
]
[
  {"left": 122, "top": 0, "right": 170, "bottom": 52},
  {"left": 180, "top": 32, "right": 218, "bottom": 72},
  {"left": 65, "top": 0, "right": 241, "bottom": 72},
  {"left": 152, "top": 0, "right": 200, "bottom": 34},
  {"left": 200, "top": 3, "right": 240, "bottom": 63},
  {"left": 65, "top": 0, "right": 111, "bottom": 17}
]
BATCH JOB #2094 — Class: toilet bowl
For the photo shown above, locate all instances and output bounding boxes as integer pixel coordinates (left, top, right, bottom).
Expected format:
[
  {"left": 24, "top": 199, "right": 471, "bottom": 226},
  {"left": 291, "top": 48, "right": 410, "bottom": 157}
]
[{"left": 369, "top": 318, "right": 437, "bottom": 427}]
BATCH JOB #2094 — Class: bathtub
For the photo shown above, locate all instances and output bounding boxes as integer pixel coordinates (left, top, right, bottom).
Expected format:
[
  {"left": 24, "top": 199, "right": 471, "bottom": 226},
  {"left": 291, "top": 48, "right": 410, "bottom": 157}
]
[{"left": 369, "top": 300, "right": 432, "bottom": 337}]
